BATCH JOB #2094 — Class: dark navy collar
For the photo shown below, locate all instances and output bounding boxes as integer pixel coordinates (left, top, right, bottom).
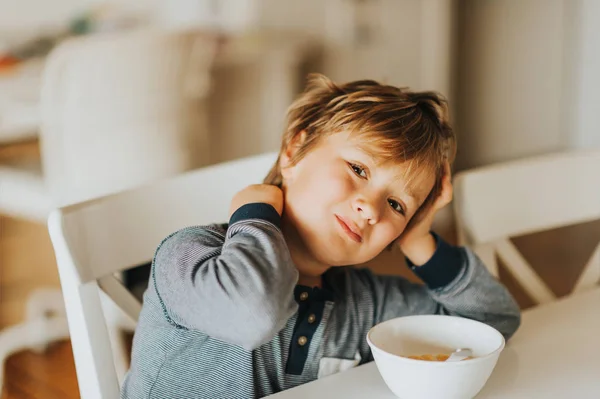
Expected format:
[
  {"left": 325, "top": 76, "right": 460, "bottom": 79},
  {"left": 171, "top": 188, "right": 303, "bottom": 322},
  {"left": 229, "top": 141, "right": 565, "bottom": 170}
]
[{"left": 294, "top": 279, "right": 335, "bottom": 303}]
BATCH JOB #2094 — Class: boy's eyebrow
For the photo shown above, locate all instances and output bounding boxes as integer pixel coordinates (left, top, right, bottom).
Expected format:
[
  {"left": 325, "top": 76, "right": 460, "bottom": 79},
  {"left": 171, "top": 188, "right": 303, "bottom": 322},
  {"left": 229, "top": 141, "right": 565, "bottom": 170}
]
[
  {"left": 398, "top": 186, "right": 420, "bottom": 207},
  {"left": 351, "top": 143, "right": 424, "bottom": 203},
  {"left": 356, "top": 146, "right": 381, "bottom": 166},
  {"left": 403, "top": 186, "right": 417, "bottom": 200},
  {"left": 389, "top": 171, "right": 419, "bottom": 201}
]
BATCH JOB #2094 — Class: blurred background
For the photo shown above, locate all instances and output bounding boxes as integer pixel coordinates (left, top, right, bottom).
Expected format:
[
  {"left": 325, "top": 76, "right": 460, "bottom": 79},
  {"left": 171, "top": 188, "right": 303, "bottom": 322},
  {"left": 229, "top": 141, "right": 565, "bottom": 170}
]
[{"left": 0, "top": 1, "right": 598, "bottom": 398}]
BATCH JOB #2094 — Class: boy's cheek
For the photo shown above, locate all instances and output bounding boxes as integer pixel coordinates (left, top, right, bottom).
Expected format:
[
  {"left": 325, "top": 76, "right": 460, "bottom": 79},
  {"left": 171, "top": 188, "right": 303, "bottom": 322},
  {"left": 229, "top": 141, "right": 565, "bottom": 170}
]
[
  {"left": 323, "top": 170, "right": 354, "bottom": 197},
  {"left": 379, "top": 224, "right": 407, "bottom": 251}
]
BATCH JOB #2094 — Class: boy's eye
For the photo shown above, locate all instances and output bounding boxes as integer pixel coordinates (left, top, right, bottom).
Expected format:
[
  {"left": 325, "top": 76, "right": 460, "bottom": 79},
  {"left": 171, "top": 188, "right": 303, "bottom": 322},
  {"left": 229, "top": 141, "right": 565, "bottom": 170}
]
[
  {"left": 349, "top": 163, "right": 367, "bottom": 178},
  {"left": 388, "top": 199, "right": 405, "bottom": 215}
]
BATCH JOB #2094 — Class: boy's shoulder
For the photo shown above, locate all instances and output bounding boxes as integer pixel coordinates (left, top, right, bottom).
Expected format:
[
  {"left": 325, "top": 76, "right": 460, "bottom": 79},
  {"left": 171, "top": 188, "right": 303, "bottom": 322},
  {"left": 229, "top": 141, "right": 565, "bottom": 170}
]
[{"left": 158, "top": 223, "right": 230, "bottom": 251}]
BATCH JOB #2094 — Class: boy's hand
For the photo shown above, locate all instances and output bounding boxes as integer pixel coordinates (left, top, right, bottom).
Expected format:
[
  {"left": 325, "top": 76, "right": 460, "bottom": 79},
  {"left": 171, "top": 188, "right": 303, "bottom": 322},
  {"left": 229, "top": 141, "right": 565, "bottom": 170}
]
[
  {"left": 229, "top": 184, "right": 284, "bottom": 218},
  {"left": 397, "top": 162, "right": 453, "bottom": 266}
]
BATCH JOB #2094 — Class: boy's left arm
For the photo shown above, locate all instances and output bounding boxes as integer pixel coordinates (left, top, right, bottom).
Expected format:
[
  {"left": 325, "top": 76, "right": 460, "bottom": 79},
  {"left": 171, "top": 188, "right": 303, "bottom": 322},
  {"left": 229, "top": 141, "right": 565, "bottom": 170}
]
[
  {"left": 367, "top": 233, "right": 521, "bottom": 340},
  {"left": 372, "top": 163, "right": 521, "bottom": 340}
]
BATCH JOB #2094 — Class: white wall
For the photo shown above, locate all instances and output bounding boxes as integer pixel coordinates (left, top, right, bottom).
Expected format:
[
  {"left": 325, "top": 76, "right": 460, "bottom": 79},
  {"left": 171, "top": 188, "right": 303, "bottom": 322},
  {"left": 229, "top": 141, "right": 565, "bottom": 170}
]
[
  {"left": 456, "top": 0, "right": 600, "bottom": 170},
  {"left": 0, "top": 0, "right": 86, "bottom": 30},
  {"left": 456, "top": 0, "right": 567, "bottom": 170},
  {"left": 566, "top": 0, "right": 600, "bottom": 150},
  {"left": 258, "top": 0, "right": 455, "bottom": 97},
  {"left": 258, "top": 0, "right": 324, "bottom": 37}
]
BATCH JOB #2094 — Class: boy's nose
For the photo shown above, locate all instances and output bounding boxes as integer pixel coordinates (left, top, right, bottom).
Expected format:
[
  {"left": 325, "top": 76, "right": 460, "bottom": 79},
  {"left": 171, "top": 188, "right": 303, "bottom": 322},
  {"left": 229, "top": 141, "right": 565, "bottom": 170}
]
[{"left": 353, "top": 198, "right": 380, "bottom": 225}]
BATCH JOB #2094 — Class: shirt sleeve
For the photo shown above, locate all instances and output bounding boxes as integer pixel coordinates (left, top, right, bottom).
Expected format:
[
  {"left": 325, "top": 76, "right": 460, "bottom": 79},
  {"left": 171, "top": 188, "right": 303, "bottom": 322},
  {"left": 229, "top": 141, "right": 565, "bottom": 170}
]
[
  {"left": 362, "top": 234, "right": 521, "bottom": 340},
  {"left": 151, "top": 203, "right": 299, "bottom": 350}
]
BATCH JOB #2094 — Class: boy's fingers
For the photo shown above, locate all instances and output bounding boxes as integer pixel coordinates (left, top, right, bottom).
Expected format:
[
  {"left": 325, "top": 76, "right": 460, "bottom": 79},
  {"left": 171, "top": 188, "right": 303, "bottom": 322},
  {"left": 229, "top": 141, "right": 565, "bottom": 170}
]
[{"left": 408, "top": 162, "right": 453, "bottom": 226}]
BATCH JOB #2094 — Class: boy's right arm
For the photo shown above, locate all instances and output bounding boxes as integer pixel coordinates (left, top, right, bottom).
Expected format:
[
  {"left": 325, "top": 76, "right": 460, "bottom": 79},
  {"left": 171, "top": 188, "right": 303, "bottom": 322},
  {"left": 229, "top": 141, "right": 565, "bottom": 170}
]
[{"left": 151, "top": 185, "right": 299, "bottom": 350}]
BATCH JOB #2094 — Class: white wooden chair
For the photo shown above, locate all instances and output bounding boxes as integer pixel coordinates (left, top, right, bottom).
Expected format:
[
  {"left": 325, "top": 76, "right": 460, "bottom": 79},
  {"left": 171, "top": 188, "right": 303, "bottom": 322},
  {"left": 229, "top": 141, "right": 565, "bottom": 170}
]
[
  {"left": 0, "top": 28, "right": 215, "bottom": 390},
  {"left": 47, "top": 152, "right": 277, "bottom": 399},
  {"left": 453, "top": 149, "right": 600, "bottom": 306}
]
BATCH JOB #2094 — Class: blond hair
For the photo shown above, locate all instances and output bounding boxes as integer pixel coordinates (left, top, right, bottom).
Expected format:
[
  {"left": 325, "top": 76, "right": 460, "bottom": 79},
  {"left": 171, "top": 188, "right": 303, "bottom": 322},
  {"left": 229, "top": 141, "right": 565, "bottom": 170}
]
[{"left": 265, "top": 74, "right": 456, "bottom": 215}]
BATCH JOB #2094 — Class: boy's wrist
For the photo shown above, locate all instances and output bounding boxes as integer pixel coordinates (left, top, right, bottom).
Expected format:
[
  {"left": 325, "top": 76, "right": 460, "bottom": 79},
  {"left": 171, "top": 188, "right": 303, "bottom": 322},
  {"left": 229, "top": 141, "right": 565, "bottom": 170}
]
[
  {"left": 400, "top": 233, "right": 437, "bottom": 266},
  {"left": 406, "top": 232, "right": 465, "bottom": 289},
  {"left": 229, "top": 203, "right": 282, "bottom": 228},
  {"left": 229, "top": 184, "right": 284, "bottom": 219}
]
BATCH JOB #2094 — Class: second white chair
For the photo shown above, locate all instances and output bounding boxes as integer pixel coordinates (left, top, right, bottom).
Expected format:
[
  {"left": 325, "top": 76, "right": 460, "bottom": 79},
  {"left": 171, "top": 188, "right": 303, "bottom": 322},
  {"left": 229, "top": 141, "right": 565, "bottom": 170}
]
[{"left": 453, "top": 149, "right": 600, "bottom": 306}]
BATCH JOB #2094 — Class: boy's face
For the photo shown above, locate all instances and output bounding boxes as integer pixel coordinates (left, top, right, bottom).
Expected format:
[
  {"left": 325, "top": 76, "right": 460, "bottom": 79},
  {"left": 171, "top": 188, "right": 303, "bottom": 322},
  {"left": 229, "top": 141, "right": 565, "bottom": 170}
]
[{"left": 281, "top": 132, "right": 436, "bottom": 267}]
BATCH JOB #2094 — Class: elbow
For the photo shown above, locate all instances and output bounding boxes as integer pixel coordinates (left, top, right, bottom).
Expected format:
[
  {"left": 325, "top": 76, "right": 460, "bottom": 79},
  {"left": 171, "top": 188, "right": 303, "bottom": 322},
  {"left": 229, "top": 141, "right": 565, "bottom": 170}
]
[
  {"left": 235, "top": 273, "right": 299, "bottom": 351},
  {"left": 237, "top": 299, "right": 297, "bottom": 351},
  {"left": 238, "top": 320, "right": 280, "bottom": 351},
  {"left": 499, "top": 309, "right": 522, "bottom": 341}
]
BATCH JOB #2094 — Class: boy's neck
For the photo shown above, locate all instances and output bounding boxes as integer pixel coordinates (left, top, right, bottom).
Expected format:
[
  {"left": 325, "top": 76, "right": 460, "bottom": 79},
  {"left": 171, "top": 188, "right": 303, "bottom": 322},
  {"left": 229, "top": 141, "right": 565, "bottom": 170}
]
[
  {"left": 281, "top": 216, "right": 328, "bottom": 289},
  {"left": 297, "top": 273, "right": 323, "bottom": 288},
  {"left": 287, "top": 242, "right": 328, "bottom": 288}
]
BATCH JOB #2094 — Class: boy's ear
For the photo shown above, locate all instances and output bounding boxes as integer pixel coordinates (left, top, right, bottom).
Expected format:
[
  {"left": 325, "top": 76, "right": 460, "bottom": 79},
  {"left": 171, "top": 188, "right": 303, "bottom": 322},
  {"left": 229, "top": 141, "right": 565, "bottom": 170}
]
[{"left": 280, "top": 130, "right": 307, "bottom": 179}]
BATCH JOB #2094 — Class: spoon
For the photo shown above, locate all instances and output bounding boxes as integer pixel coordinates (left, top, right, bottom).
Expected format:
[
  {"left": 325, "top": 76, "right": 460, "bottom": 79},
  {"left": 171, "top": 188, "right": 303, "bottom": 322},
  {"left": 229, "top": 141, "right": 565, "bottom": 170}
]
[{"left": 445, "top": 348, "right": 472, "bottom": 362}]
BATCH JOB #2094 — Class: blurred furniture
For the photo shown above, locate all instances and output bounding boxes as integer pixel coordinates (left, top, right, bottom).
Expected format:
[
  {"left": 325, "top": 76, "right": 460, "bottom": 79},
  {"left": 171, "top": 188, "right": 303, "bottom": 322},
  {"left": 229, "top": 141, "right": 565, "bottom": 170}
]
[
  {"left": 39, "top": 29, "right": 213, "bottom": 205},
  {"left": 0, "top": 28, "right": 215, "bottom": 390},
  {"left": 453, "top": 150, "right": 600, "bottom": 305},
  {"left": 47, "top": 151, "right": 277, "bottom": 399},
  {"left": 0, "top": 29, "right": 316, "bottom": 162},
  {"left": 0, "top": 61, "right": 41, "bottom": 143},
  {"left": 268, "top": 286, "right": 600, "bottom": 399}
]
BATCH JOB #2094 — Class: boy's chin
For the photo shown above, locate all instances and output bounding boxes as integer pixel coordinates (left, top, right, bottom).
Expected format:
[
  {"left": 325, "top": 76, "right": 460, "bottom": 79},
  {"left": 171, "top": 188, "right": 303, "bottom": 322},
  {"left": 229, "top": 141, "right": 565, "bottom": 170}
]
[{"left": 311, "top": 247, "right": 377, "bottom": 268}]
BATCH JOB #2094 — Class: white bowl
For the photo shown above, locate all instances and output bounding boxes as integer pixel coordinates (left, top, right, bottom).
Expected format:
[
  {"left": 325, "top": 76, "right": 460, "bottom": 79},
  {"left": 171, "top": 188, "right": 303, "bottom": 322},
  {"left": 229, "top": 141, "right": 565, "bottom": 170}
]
[{"left": 367, "top": 315, "right": 505, "bottom": 399}]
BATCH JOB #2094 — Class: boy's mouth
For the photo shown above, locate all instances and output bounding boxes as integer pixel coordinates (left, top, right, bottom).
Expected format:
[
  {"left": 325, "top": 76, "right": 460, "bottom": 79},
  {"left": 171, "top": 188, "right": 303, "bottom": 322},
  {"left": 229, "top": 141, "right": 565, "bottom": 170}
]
[{"left": 335, "top": 215, "right": 363, "bottom": 243}]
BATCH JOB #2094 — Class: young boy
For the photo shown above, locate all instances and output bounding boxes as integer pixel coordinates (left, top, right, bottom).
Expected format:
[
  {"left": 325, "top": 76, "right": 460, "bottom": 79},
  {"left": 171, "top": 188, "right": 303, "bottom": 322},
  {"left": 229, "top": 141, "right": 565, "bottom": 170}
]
[{"left": 122, "top": 75, "right": 521, "bottom": 398}]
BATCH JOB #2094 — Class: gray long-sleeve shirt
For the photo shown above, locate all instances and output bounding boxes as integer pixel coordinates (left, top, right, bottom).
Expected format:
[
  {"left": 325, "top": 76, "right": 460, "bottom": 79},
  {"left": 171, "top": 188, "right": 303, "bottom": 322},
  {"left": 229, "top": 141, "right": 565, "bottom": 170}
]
[{"left": 122, "top": 203, "right": 521, "bottom": 399}]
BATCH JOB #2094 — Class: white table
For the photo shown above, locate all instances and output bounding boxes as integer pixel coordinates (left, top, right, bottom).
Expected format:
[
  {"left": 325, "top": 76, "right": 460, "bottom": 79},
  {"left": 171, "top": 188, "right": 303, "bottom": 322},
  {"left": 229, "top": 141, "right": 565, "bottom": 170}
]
[{"left": 270, "top": 287, "right": 600, "bottom": 398}]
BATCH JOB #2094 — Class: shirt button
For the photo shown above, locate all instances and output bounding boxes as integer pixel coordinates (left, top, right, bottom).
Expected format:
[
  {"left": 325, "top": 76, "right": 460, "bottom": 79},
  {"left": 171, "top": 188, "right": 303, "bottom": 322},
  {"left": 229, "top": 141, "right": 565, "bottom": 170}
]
[
  {"left": 298, "top": 336, "right": 308, "bottom": 346},
  {"left": 299, "top": 292, "right": 309, "bottom": 301},
  {"left": 308, "top": 314, "right": 316, "bottom": 324}
]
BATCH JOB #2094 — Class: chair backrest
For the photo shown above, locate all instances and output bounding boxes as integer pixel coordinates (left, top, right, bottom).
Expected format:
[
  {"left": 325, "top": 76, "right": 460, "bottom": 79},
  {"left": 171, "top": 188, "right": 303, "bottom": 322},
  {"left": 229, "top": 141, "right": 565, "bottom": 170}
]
[
  {"left": 47, "top": 152, "right": 277, "bottom": 399},
  {"left": 39, "top": 28, "right": 216, "bottom": 208},
  {"left": 453, "top": 149, "right": 600, "bottom": 305}
]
